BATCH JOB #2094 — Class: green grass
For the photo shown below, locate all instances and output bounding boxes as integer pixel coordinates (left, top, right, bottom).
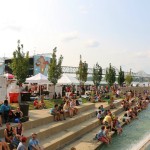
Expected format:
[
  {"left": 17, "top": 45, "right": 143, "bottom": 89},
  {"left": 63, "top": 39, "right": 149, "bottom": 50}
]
[
  {"left": 10, "top": 99, "right": 63, "bottom": 110},
  {"left": 10, "top": 98, "right": 87, "bottom": 110}
]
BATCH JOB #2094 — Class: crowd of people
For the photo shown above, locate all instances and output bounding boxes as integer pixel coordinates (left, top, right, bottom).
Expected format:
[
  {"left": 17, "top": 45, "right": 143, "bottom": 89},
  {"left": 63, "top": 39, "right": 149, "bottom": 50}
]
[
  {"left": 0, "top": 85, "right": 150, "bottom": 149},
  {"left": 0, "top": 100, "right": 25, "bottom": 125},
  {"left": 0, "top": 121, "right": 43, "bottom": 150},
  {"left": 94, "top": 89, "right": 150, "bottom": 145},
  {"left": 50, "top": 96, "right": 79, "bottom": 121}
]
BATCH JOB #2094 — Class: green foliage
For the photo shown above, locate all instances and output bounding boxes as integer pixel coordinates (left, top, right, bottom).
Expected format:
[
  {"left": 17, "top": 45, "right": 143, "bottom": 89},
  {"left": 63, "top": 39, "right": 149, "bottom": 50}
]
[
  {"left": 105, "top": 63, "right": 116, "bottom": 86},
  {"left": 125, "top": 70, "right": 133, "bottom": 86},
  {"left": 118, "top": 66, "right": 125, "bottom": 86},
  {"left": 76, "top": 55, "right": 88, "bottom": 84},
  {"left": 48, "top": 47, "right": 63, "bottom": 85},
  {"left": 92, "top": 63, "right": 102, "bottom": 86},
  {"left": 10, "top": 40, "right": 29, "bottom": 85}
]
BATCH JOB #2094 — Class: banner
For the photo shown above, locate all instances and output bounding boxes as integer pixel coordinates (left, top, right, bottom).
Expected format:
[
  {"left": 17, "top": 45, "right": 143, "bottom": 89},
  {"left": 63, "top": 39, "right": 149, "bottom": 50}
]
[{"left": 34, "top": 53, "right": 51, "bottom": 76}]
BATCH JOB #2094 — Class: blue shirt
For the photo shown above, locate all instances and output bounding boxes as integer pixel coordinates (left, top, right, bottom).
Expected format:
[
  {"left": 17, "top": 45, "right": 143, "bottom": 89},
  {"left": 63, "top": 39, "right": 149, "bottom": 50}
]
[
  {"left": 28, "top": 138, "right": 39, "bottom": 150},
  {"left": 1, "top": 104, "right": 11, "bottom": 112},
  {"left": 96, "top": 129, "right": 104, "bottom": 139}
]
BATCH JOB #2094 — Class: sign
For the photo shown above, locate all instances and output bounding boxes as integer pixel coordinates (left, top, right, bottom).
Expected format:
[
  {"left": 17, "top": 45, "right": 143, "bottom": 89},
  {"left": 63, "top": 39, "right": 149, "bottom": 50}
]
[{"left": 34, "top": 53, "right": 51, "bottom": 76}]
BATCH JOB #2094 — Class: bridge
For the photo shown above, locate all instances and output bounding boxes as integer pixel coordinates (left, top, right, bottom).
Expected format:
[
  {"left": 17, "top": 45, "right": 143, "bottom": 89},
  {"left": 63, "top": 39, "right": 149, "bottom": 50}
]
[{"left": 62, "top": 66, "right": 150, "bottom": 80}]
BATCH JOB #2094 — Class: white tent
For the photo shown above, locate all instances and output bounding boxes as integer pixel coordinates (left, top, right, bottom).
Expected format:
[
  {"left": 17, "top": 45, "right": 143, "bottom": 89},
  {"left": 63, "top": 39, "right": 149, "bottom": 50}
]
[
  {"left": 26, "top": 73, "right": 50, "bottom": 84},
  {"left": 57, "top": 74, "right": 80, "bottom": 85},
  {"left": 26, "top": 73, "right": 51, "bottom": 96},
  {"left": 84, "top": 81, "right": 94, "bottom": 85}
]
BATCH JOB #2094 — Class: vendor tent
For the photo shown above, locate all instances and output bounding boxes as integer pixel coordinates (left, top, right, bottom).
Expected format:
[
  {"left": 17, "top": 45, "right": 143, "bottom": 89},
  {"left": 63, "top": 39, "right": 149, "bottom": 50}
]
[
  {"left": 26, "top": 73, "right": 51, "bottom": 96},
  {"left": 84, "top": 81, "right": 94, "bottom": 85},
  {"left": 26, "top": 73, "right": 50, "bottom": 84},
  {"left": 57, "top": 74, "right": 80, "bottom": 85}
]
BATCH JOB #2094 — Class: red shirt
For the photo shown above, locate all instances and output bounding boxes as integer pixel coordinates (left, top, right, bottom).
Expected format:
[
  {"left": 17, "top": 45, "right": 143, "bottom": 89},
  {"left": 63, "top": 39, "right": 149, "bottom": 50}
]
[{"left": 33, "top": 100, "right": 38, "bottom": 106}]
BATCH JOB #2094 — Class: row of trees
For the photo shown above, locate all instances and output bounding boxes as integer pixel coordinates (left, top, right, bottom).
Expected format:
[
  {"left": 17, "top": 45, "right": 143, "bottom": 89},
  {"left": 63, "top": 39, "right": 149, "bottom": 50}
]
[
  {"left": 76, "top": 61, "right": 133, "bottom": 87},
  {"left": 10, "top": 40, "right": 133, "bottom": 89}
]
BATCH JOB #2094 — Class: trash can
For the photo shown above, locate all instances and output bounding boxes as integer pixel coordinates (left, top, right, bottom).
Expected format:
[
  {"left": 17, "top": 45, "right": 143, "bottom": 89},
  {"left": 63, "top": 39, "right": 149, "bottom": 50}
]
[
  {"left": 19, "top": 103, "right": 29, "bottom": 117},
  {"left": 21, "top": 92, "right": 31, "bottom": 101}
]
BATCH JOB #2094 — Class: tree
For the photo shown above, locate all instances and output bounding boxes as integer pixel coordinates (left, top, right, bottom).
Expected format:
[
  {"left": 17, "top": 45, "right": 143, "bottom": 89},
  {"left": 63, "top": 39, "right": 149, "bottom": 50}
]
[
  {"left": 125, "top": 69, "right": 133, "bottom": 86},
  {"left": 105, "top": 63, "right": 116, "bottom": 86},
  {"left": 10, "top": 40, "right": 29, "bottom": 85},
  {"left": 76, "top": 55, "right": 88, "bottom": 84},
  {"left": 48, "top": 47, "right": 63, "bottom": 97},
  {"left": 92, "top": 63, "right": 102, "bottom": 87},
  {"left": 118, "top": 66, "right": 125, "bottom": 86}
]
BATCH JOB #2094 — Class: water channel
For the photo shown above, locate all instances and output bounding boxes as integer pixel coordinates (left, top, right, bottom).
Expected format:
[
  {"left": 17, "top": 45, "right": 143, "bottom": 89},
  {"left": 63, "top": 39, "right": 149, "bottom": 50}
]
[{"left": 100, "top": 105, "right": 150, "bottom": 150}]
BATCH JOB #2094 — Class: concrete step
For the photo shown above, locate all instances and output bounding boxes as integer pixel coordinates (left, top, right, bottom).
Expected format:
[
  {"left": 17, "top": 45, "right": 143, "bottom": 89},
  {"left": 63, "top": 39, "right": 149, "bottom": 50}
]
[
  {"left": 63, "top": 99, "right": 137, "bottom": 150},
  {"left": 38, "top": 106, "right": 124, "bottom": 150},
  {"left": 23, "top": 102, "right": 95, "bottom": 130},
  {"left": 24, "top": 109, "right": 96, "bottom": 141},
  {"left": 63, "top": 110, "right": 125, "bottom": 150},
  {"left": 0, "top": 103, "right": 95, "bottom": 139}
]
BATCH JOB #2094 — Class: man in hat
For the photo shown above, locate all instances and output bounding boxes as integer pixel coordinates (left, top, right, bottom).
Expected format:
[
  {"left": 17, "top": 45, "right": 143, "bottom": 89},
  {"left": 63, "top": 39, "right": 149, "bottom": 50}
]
[
  {"left": 28, "top": 133, "right": 43, "bottom": 150},
  {"left": 17, "top": 136, "right": 27, "bottom": 150}
]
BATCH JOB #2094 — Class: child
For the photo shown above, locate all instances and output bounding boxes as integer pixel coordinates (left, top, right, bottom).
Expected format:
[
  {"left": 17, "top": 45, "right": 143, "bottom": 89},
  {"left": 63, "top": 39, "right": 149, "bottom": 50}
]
[
  {"left": 96, "top": 126, "right": 109, "bottom": 144},
  {"left": 50, "top": 104, "right": 61, "bottom": 121},
  {"left": 97, "top": 111, "right": 104, "bottom": 124},
  {"left": 58, "top": 103, "right": 66, "bottom": 120}
]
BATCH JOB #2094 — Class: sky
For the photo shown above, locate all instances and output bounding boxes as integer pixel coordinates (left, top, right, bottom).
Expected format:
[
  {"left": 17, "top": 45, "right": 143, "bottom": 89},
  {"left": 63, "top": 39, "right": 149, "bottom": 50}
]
[{"left": 0, "top": 0, "right": 150, "bottom": 74}]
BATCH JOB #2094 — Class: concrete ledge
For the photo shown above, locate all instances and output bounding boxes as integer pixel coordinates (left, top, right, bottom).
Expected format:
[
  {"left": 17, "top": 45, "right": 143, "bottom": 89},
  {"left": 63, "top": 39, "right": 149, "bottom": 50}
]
[
  {"left": 0, "top": 103, "right": 95, "bottom": 139},
  {"left": 62, "top": 107, "right": 125, "bottom": 150},
  {"left": 40, "top": 106, "right": 124, "bottom": 150}
]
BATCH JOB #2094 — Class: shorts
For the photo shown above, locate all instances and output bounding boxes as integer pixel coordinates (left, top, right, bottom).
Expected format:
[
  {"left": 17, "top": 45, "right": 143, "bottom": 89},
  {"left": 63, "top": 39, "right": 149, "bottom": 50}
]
[
  {"left": 51, "top": 112, "right": 56, "bottom": 115},
  {"left": 64, "top": 110, "right": 69, "bottom": 112}
]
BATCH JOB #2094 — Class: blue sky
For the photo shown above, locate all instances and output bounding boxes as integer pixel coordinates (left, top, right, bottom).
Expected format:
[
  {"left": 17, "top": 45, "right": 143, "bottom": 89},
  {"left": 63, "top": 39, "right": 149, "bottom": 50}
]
[{"left": 0, "top": 0, "right": 150, "bottom": 73}]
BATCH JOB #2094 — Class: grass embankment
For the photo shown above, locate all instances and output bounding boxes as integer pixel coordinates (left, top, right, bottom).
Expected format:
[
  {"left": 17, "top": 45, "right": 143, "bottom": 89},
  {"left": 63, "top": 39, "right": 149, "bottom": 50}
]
[
  {"left": 10, "top": 92, "right": 124, "bottom": 110},
  {"left": 10, "top": 98, "right": 88, "bottom": 110}
]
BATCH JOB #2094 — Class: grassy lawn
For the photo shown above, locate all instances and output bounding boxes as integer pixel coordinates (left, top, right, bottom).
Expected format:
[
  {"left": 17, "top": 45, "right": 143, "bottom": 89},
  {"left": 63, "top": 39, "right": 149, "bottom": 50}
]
[
  {"left": 10, "top": 99, "right": 63, "bottom": 110},
  {"left": 10, "top": 98, "right": 88, "bottom": 110},
  {"left": 10, "top": 95, "right": 123, "bottom": 110}
]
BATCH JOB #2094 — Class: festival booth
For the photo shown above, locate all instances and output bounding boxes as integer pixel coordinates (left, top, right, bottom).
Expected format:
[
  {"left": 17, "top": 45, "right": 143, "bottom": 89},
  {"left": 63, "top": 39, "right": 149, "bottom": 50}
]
[
  {"left": 57, "top": 74, "right": 80, "bottom": 97},
  {"left": 57, "top": 74, "right": 80, "bottom": 85},
  {"left": 4, "top": 74, "right": 20, "bottom": 103},
  {"left": 7, "top": 80, "right": 20, "bottom": 103},
  {"left": 26, "top": 73, "right": 51, "bottom": 99}
]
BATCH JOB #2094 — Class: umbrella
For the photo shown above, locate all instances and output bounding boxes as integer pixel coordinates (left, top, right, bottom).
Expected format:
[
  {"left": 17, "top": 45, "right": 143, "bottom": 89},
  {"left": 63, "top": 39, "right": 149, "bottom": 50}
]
[{"left": 4, "top": 73, "right": 14, "bottom": 79}]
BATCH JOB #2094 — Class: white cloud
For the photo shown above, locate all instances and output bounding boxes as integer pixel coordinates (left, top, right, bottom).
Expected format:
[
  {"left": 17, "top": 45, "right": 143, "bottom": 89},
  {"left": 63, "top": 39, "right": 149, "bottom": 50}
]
[
  {"left": 0, "top": 21, "right": 22, "bottom": 32},
  {"left": 61, "top": 31, "right": 79, "bottom": 41},
  {"left": 135, "top": 51, "right": 150, "bottom": 58},
  {"left": 79, "top": 6, "right": 88, "bottom": 14},
  {"left": 85, "top": 39, "right": 100, "bottom": 48},
  {"left": 2, "top": 25, "right": 22, "bottom": 32}
]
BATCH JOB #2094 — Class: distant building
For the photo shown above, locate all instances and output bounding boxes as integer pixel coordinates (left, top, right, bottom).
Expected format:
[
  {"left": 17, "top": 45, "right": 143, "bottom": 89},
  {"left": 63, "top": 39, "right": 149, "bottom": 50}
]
[{"left": 0, "top": 53, "right": 52, "bottom": 77}]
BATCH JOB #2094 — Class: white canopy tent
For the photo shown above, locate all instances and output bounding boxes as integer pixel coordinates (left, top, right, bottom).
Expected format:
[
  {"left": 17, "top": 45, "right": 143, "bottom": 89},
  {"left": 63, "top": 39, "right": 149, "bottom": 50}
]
[
  {"left": 84, "top": 81, "right": 94, "bottom": 85},
  {"left": 57, "top": 74, "right": 80, "bottom": 85},
  {"left": 26, "top": 73, "right": 51, "bottom": 96},
  {"left": 26, "top": 73, "right": 50, "bottom": 84}
]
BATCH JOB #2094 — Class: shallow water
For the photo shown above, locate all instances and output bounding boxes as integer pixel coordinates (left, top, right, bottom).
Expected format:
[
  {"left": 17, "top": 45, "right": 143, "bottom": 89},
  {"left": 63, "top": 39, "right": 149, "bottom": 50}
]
[
  {"left": 100, "top": 105, "right": 150, "bottom": 150},
  {"left": 145, "top": 144, "right": 150, "bottom": 150}
]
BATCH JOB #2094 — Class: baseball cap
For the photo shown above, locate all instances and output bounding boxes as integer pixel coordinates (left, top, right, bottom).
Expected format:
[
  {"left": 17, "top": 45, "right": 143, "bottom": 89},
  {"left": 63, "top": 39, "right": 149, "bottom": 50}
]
[{"left": 22, "top": 136, "right": 27, "bottom": 142}]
